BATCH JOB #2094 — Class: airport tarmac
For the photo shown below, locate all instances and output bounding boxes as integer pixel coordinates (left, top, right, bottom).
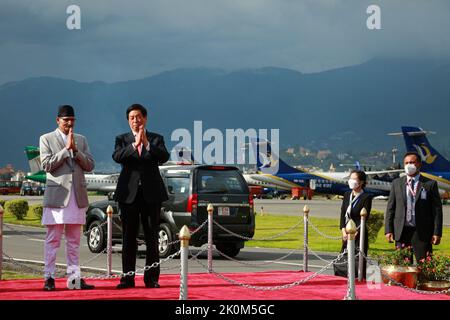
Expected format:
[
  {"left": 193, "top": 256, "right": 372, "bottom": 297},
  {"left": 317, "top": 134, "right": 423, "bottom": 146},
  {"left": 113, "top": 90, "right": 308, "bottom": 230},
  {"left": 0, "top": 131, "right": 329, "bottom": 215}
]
[
  {"left": 1, "top": 194, "right": 450, "bottom": 225},
  {"left": 2, "top": 195, "right": 449, "bottom": 278},
  {"left": 254, "top": 198, "right": 450, "bottom": 225},
  {"left": 254, "top": 198, "right": 388, "bottom": 218},
  {"left": 3, "top": 223, "right": 337, "bottom": 276}
]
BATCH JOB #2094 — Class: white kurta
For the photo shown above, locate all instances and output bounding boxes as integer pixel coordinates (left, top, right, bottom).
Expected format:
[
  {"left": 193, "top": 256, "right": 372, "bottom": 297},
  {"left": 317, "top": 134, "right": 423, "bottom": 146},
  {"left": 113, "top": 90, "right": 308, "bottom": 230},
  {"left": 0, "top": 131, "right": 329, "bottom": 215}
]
[
  {"left": 42, "top": 129, "right": 87, "bottom": 225},
  {"left": 42, "top": 184, "right": 87, "bottom": 225}
]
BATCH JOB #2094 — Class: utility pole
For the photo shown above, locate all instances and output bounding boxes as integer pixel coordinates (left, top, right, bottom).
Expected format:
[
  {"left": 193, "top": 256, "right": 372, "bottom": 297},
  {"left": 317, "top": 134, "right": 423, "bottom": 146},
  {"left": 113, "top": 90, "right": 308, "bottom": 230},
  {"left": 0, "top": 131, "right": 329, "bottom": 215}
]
[{"left": 392, "top": 147, "right": 398, "bottom": 164}]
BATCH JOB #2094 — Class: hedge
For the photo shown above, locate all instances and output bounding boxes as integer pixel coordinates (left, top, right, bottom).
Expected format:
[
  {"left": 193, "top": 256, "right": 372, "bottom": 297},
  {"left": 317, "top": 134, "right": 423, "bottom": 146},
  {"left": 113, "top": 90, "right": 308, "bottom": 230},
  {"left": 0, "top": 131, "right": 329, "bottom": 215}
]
[
  {"left": 5, "top": 199, "right": 29, "bottom": 220},
  {"left": 29, "top": 204, "right": 43, "bottom": 219},
  {"left": 366, "top": 210, "right": 384, "bottom": 244}
]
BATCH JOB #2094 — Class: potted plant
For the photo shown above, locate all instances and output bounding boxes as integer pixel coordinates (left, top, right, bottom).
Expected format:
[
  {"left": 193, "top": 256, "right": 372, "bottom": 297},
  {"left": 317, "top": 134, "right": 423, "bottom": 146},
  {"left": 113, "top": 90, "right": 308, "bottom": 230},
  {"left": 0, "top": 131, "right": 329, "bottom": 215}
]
[
  {"left": 417, "top": 253, "right": 450, "bottom": 292},
  {"left": 377, "top": 245, "right": 420, "bottom": 289}
]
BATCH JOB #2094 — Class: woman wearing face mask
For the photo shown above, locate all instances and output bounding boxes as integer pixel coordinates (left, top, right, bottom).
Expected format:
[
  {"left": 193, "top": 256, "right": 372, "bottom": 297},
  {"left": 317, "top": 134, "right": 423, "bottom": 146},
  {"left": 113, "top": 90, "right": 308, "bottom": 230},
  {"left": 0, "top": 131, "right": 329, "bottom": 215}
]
[{"left": 337, "top": 170, "right": 373, "bottom": 279}]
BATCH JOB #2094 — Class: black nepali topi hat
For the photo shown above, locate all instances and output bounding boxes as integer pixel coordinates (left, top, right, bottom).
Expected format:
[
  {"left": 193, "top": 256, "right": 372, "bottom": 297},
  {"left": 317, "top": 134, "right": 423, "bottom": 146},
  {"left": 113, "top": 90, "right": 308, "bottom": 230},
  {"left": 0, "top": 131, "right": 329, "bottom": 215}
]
[{"left": 57, "top": 105, "right": 75, "bottom": 117}]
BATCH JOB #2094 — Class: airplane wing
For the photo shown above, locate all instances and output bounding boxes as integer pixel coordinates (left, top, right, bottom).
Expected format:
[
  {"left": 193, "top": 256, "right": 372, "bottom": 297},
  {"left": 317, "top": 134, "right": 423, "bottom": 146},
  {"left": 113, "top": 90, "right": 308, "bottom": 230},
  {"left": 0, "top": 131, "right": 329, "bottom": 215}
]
[
  {"left": 342, "top": 169, "right": 404, "bottom": 180},
  {"left": 104, "top": 173, "right": 119, "bottom": 179},
  {"left": 365, "top": 169, "right": 404, "bottom": 176}
]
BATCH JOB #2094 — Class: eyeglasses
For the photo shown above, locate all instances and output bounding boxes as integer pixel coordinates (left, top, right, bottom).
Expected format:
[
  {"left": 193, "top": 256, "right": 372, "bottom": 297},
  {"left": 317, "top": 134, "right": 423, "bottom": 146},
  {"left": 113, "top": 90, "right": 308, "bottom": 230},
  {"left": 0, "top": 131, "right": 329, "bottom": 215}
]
[{"left": 59, "top": 117, "right": 76, "bottom": 122}]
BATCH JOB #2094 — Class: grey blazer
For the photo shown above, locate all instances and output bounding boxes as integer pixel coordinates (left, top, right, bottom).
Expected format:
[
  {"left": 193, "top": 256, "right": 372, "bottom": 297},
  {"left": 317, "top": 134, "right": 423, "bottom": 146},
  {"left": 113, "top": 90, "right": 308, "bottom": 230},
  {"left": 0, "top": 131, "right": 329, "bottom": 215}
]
[
  {"left": 385, "top": 175, "right": 443, "bottom": 242},
  {"left": 40, "top": 129, "right": 95, "bottom": 208}
]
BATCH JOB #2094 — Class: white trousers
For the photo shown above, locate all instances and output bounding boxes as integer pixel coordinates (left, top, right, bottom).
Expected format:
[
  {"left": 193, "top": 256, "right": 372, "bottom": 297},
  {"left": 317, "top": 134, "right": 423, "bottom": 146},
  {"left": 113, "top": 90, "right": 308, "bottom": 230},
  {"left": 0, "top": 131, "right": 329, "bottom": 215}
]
[{"left": 44, "top": 224, "right": 82, "bottom": 279}]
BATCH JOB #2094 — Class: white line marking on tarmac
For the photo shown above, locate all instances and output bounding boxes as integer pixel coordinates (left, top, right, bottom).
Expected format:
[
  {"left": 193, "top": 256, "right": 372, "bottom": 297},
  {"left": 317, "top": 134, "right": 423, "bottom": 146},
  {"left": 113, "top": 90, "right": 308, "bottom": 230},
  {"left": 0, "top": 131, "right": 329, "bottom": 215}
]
[
  {"left": 4, "top": 257, "right": 123, "bottom": 274},
  {"left": 27, "top": 238, "right": 45, "bottom": 242},
  {"left": 266, "top": 261, "right": 325, "bottom": 268}
]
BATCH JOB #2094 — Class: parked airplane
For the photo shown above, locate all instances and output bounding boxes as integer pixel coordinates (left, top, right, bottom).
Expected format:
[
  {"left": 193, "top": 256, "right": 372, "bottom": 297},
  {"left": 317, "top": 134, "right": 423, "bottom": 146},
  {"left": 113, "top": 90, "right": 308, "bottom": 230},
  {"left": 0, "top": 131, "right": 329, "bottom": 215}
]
[
  {"left": 24, "top": 146, "right": 118, "bottom": 194},
  {"left": 248, "top": 140, "right": 396, "bottom": 197},
  {"left": 24, "top": 145, "right": 201, "bottom": 194},
  {"left": 395, "top": 126, "right": 450, "bottom": 192},
  {"left": 243, "top": 172, "right": 293, "bottom": 191}
]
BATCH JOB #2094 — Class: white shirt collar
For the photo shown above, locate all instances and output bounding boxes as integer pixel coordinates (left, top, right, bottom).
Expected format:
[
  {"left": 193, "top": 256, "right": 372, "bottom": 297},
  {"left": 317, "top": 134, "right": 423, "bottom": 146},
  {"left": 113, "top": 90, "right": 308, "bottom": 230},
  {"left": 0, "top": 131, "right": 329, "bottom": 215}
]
[
  {"left": 407, "top": 174, "right": 420, "bottom": 183},
  {"left": 57, "top": 128, "right": 68, "bottom": 137},
  {"left": 132, "top": 129, "right": 147, "bottom": 136},
  {"left": 57, "top": 128, "right": 68, "bottom": 143},
  {"left": 352, "top": 189, "right": 363, "bottom": 197}
]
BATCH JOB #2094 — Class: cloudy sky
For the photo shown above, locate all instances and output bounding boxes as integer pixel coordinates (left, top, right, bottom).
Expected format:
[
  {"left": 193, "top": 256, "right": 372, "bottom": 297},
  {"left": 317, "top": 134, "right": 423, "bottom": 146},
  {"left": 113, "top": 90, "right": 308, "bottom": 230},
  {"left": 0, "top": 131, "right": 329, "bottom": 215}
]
[{"left": 1, "top": 0, "right": 449, "bottom": 85}]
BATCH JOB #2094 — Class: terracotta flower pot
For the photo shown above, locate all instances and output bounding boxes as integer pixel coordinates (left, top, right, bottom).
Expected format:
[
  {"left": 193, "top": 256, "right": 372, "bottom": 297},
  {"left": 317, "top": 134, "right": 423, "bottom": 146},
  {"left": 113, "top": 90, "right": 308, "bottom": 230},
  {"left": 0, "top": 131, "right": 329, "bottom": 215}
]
[
  {"left": 418, "top": 280, "right": 450, "bottom": 292},
  {"left": 381, "top": 265, "right": 419, "bottom": 289}
]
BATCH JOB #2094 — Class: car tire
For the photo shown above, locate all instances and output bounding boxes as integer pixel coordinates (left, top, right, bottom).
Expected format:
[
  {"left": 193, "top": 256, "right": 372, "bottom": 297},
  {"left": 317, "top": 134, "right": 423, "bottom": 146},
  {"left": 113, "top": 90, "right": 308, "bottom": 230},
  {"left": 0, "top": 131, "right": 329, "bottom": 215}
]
[
  {"left": 87, "top": 220, "right": 106, "bottom": 253},
  {"left": 216, "top": 243, "right": 241, "bottom": 258},
  {"left": 158, "top": 223, "right": 177, "bottom": 258}
]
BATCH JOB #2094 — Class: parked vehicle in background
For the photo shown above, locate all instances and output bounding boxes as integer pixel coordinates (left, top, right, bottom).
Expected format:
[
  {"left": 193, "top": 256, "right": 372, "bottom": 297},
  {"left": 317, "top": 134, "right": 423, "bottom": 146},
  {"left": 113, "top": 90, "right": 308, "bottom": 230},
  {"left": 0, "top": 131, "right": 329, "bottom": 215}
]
[
  {"left": 84, "top": 165, "right": 255, "bottom": 258},
  {"left": 20, "top": 181, "right": 45, "bottom": 196},
  {"left": 0, "top": 180, "right": 22, "bottom": 195},
  {"left": 32, "top": 184, "right": 45, "bottom": 196},
  {"left": 20, "top": 182, "right": 33, "bottom": 196}
]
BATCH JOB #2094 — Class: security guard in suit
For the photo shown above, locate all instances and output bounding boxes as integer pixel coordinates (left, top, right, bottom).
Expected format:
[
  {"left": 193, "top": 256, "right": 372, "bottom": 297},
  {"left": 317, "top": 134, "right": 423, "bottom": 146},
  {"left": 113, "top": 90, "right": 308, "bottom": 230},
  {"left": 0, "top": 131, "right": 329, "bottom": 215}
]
[{"left": 385, "top": 151, "right": 443, "bottom": 262}]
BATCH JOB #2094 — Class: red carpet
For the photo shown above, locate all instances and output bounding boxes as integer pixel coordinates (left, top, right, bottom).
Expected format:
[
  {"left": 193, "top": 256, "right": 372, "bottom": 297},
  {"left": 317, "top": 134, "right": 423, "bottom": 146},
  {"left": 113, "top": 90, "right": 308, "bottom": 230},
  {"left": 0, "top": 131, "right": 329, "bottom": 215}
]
[{"left": 0, "top": 271, "right": 449, "bottom": 300}]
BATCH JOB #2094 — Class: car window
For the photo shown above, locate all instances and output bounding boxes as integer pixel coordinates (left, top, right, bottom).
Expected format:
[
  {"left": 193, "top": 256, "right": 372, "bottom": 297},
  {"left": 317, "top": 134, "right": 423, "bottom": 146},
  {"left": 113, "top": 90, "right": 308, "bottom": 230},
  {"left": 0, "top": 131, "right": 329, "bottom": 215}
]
[
  {"left": 166, "top": 177, "right": 190, "bottom": 195},
  {"left": 197, "top": 169, "right": 247, "bottom": 194}
]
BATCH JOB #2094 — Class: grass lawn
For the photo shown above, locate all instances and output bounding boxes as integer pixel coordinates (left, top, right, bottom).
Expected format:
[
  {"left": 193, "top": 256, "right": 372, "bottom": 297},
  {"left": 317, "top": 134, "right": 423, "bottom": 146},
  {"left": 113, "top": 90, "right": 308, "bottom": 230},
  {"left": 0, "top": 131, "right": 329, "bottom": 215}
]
[
  {"left": 2, "top": 209, "right": 44, "bottom": 228},
  {"left": 3, "top": 207, "right": 449, "bottom": 257},
  {"left": 1, "top": 270, "right": 41, "bottom": 280},
  {"left": 247, "top": 213, "right": 450, "bottom": 256}
]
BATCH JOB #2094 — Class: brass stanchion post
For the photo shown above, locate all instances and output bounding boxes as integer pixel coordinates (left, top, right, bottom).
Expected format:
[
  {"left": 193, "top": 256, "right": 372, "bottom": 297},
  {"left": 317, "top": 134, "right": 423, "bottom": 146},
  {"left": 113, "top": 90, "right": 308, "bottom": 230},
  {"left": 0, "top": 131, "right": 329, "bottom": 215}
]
[
  {"left": 344, "top": 219, "right": 358, "bottom": 300},
  {"left": 358, "top": 207, "right": 368, "bottom": 282},
  {"left": 179, "top": 225, "right": 191, "bottom": 300},
  {"left": 106, "top": 205, "right": 113, "bottom": 276},
  {"left": 303, "top": 205, "right": 310, "bottom": 272},
  {"left": 207, "top": 204, "right": 214, "bottom": 273}
]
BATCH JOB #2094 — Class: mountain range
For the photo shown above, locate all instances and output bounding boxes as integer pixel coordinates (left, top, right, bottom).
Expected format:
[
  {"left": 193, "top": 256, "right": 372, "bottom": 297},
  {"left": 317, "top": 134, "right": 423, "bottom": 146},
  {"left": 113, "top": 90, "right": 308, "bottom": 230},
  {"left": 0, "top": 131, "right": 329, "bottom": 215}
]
[{"left": 1, "top": 58, "right": 450, "bottom": 172}]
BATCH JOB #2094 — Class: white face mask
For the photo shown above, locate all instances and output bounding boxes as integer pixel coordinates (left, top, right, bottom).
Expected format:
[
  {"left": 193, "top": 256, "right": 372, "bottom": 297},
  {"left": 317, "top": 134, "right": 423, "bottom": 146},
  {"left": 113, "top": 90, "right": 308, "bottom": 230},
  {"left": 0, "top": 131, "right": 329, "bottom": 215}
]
[
  {"left": 404, "top": 164, "right": 417, "bottom": 176},
  {"left": 348, "top": 179, "right": 360, "bottom": 190}
]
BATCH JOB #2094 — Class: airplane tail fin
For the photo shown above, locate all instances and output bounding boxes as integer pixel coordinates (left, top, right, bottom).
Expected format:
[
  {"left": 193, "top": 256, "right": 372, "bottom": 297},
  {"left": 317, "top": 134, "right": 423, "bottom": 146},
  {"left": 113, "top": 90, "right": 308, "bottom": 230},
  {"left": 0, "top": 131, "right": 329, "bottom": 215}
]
[
  {"left": 249, "top": 139, "right": 302, "bottom": 174},
  {"left": 401, "top": 126, "right": 450, "bottom": 172},
  {"left": 24, "top": 146, "right": 43, "bottom": 174}
]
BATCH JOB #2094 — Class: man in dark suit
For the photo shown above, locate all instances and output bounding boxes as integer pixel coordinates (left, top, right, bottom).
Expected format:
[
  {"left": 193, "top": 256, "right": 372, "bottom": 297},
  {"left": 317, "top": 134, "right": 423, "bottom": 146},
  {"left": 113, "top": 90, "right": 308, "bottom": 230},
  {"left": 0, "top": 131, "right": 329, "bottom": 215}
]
[
  {"left": 113, "top": 103, "right": 170, "bottom": 289},
  {"left": 385, "top": 151, "right": 443, "bottom": 262}
]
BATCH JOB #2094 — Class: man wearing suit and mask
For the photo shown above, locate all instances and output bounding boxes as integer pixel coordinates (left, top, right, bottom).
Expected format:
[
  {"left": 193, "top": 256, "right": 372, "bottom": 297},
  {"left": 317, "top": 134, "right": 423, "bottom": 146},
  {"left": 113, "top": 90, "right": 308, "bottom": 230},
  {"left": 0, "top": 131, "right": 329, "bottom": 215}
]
[
  {"left": 40, "top": 105, "right": 95, "bottom": 291},
  {"left": 385, "top": 151, "right": 443, "bottom": 262},
  {"left": 113, "top": 103, "right": 170, "bottom": 289}
]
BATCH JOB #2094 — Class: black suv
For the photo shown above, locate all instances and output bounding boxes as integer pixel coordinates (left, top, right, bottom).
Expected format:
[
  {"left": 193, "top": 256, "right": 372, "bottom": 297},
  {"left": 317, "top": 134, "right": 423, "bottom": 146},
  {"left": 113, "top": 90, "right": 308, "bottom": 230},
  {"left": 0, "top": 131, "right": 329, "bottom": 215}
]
[{"left": 84, "top": 165, "right": 255, "bottom": 258}]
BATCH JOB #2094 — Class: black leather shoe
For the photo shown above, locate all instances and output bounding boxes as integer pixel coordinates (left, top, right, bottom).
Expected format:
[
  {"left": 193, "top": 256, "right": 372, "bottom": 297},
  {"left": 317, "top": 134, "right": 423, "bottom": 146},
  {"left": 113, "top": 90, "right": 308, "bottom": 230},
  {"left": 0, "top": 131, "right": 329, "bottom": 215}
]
[
  {"left": 145, "top": 281, "right": 160, "bottom": 288},
  {"left": 43, "top": 277, "right": 55, "bottom": 291},
  {"left": 80, "top": 278, "right": 95, "bottom": 290},
  {"left": 116, "top": 280, "right": 135, "bottom": 289}
]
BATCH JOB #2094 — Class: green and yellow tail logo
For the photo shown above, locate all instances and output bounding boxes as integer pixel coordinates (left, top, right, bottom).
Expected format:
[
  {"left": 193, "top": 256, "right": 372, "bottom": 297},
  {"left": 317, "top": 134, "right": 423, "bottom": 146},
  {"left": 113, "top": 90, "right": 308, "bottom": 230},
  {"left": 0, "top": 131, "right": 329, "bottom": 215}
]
[{"left": 413, "top": 143, "right": 437, "bottom": 164}]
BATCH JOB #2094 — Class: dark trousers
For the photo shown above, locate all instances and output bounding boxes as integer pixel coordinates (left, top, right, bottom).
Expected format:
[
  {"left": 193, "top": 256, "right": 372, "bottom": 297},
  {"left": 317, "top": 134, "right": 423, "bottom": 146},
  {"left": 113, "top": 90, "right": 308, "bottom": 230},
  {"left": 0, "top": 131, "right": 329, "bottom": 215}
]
[
  {"left": 119, "top": 188, "right": 161, "bottom": 284},
  {"left": 395, "top": 226, "right": 432, "bottom": 263}
]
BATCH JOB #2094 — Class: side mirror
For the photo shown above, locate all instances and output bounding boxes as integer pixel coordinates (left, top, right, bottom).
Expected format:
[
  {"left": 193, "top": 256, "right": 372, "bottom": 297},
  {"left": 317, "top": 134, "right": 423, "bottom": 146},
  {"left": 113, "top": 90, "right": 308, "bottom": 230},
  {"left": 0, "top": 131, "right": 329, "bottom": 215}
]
[
  {"left": 107, "top": 192, "right": 115, "bottom": 201},
  {"left": 168, "top": 186, "right": 174, "bottom": 194}
]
